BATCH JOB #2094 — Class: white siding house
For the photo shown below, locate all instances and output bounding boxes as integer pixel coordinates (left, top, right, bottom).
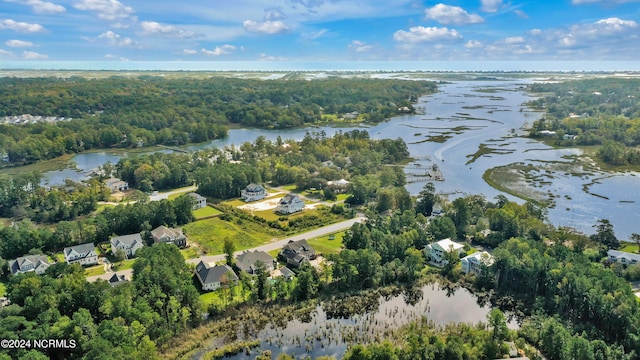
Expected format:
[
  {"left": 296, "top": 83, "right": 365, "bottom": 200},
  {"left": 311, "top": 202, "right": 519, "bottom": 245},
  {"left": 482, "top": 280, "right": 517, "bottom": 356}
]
[
  {"left": 241, "top": 183, "right": 266, "bottom": 202},
  {"left": 275, "top": 193, "right": 305, "bottom": 214},
  {"left": 461, "top": 251, "right": 494, "bottom": 275},
  {"left": 187, "top": 193, "right": 207, "bottom": 209},
  {"left": 195, "top": 261, "right": 238, "bottom": 291},
  {"left": 608, "top": 249, "right": 640, "bottom": 265},
  {"left": 424, "top": 238, "right": 465, "bottom": 267},
  {"left": 9, "top": 255, "right": 51, "bottom": 275},
  {"left": 110, "top": 233, "right": 145, "bottom": 259},
  {"left": 64, "top": 243, "right": 99, "bottom": 266}
]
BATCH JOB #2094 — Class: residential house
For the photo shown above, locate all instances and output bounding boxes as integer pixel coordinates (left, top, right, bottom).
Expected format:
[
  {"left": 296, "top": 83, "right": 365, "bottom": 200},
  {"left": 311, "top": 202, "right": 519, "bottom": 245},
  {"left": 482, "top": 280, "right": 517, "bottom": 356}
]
[
  {"left": 424, "top": 238, "right": 465, "bottom": 267},
  {"left": 236, "top": 250, "right": 275, "bottom": 274},
  {"left": 461, "top": 251, "right": 494, "bottom": 275},
  {"left": 241, "top": 183, "right": 267, "bottom": 202},
  {"left": 104, "top": 177, "right": 129, "bottom": 193},
  {"left": 110, "top": 233, "right": 145, "bottom": 259},
  {"left": 187, "top": 192, "right": 207, "bottom": 209},
  {"left": 195, "top": 261, "right": 238, "bottom": 291},
  {"left": 280, "top": 239, "right": 316, "bottom": 268},
  {"left": 327, "top": 179, "right": 350, "bottom": 192},
  {"left": 64, "top": 242, "right": 99, "bottom": 266},
  {"left": 108, "top": 273, "right": 129, "bottom": 287},
  {"left": 151, "top": 225, "right": 187, "bottom": 248},
  {"left": 275, "top": 193, "right": 305, "bottom": 214},
  {"left": 279, "top": 267, "right": 295, "bottom": 281},
  {"left": 607, "top": 249, "right": 640, "bottom": 265},
  {"left": 9, "top": 255, "right": 51, "bottom": 275}
]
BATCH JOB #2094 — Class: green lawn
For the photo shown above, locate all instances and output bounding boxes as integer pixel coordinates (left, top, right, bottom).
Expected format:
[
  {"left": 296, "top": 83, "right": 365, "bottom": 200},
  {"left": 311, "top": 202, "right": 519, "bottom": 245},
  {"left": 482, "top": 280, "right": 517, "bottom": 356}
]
[
  {"left": 199, "top": 285, "right": 249, "bottom": 306},
  {"left": 84, "top": 265, "right": 105, "bottom": 277},
  {"left": 221, "top": 199, "right": 247, "bottom": 207},
  {"left": 95, "top": 203, "right": 115, "bottom": 213},
  {"left": 167, "top": 186, "right": 198, "bottom": 200},
  {"left": 0, "top": 281, "right": 6, "bottom": 297},
  {"left": 193, "top": 206, "right": 223, "bottom": 219},
  {"left": 279, "top": 184, "right": 298, "bottom": 192},
  {"left": 181, "top": 247, "right": 201, "bottom": 260},
  {"left": 0, "top": 218, "right": 12, "bottom": 227},
  {"left": 619, "top": 242, "right": 640, "bottom": 254},
  {"left": 112, "top": 259, "right": 136, "bottom": 272},
  {"left": 308, "top": 231, "right": 345, "bottom": 255},
  {"left": 183, "top": 217, "right": 274, "bottom": 255},
  {"left": 54, "top": 253, "right": 66, "bottom": 263}
]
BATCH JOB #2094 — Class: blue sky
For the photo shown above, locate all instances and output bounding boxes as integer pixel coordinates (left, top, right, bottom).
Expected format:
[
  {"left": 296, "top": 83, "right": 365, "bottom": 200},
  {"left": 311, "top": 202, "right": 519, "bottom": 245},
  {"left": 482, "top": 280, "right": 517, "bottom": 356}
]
[{"left": 1, "top": 0, "right": 640, "bottom": 62}]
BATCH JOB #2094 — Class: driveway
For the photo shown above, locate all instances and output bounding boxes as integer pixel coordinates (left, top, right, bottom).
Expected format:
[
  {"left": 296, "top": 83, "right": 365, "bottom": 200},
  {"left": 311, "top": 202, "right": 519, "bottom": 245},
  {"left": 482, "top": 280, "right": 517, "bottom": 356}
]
[{"left": 149, "top": 185, "right": 197, "bottom": 201}]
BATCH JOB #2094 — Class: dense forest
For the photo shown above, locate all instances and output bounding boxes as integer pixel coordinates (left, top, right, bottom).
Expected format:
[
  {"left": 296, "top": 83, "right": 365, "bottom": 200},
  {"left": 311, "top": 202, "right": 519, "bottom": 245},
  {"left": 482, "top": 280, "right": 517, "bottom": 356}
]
[
  {"left": 526, "top": 78, "right": 640, "bottom": 165},
  {"left": 0, "top": 77, "right": 434, "bottom": 164}
]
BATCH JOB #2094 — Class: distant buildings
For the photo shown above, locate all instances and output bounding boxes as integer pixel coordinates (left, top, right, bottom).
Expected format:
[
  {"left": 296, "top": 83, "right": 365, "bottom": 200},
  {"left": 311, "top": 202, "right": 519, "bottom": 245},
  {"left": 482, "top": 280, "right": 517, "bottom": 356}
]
[
  {"left": 280, "top": 239, "right": 316, "bottom": 268},
  {"left": 187, "top": 192, "right": 207, "bottom": 209},
  {"left": 104, "top": 178, "right": 129, "bottom": 193},
  {"left": 461, "top": 251, "right": 494, "bottom": 275},
  {"left": 0, "top": 114, "right": 71, "bottom": 125},
  {"left": 110, "top": 233, "right": 145, "bottom": 259},
  {"left": 275, "top": 193, "right": 305, "bottom": 214},
  {"left": 151, "top": 225, "right": 187, "bottom": 248},
  {"left": 241, "top": 183, "right": 267, "bottom": 202},
  {"left": 195, "top": 261, "right": 238, "bottom": 291},
  {"left": 608, "top": 249, "right": 640, "bottom": 265},
  {"left": 236, "top": 250, "right": 275, "bottom": 274},
  {"left": 9, "top": 255, "right": 51, "bottom": 275},
  {"left": 64, "top": 243, "right": 98, "bottom": 266},
  {"left": 424, "top": 238, "right": 465, "bottom": 267}
]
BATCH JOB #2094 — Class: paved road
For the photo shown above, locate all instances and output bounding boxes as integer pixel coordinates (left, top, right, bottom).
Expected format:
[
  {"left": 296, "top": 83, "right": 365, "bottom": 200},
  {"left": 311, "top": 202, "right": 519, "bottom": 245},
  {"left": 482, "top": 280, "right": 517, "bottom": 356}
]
[
  {"left": 86, "top": 215, "right": 364, "bottom": 282},
  {"left": 149, "top": 185, "right": 197, "bottom": 201}
]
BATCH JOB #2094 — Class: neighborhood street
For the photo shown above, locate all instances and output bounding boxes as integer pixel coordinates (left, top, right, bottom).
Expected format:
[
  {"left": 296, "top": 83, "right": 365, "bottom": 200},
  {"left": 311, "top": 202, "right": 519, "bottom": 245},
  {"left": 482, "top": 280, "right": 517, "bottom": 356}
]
[{"left": 85, "top": 215, "right": 364, "bottom": 283}]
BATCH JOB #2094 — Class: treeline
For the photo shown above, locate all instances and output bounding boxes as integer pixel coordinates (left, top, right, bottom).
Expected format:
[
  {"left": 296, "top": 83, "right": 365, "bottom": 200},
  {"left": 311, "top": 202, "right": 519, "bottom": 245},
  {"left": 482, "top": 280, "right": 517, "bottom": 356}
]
[
  {"left": 526, "top": 78, "right": 640, "bottom": 165},
  {"left": 0, "top": 244, "right": 200, "bottom": 360},
  {"left": 0, "top": 195, "right": 193, "bottom": 261},
  {"left": 0, "top": 76, "right": 434, "bottom": 164}
]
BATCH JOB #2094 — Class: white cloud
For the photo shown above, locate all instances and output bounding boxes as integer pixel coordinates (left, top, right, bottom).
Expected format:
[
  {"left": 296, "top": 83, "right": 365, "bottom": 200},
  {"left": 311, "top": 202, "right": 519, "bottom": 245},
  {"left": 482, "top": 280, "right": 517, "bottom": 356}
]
[
  {"left": 22, "top": 50, "right": 47, "bottom": 59},
  {"left": 529, "top": 29, "right": 542, "bottom": 36},
  {"left": 302, "top": 29, "right": 328, "bottom": 40},
  {"left": 0, "top": 19, "right": 45, "bottom": 33},
  {"left": 514, "top": 10, "right": 528, "bottom": 19},
  {"left": 424, "top": 4, "right": 483, "bottom": 25},
  {"left": 5, "top": 39, "right": 34, "bottom": 47},
  {"left": 572, "top": 0, "right": 640, "bottom": 4},
  {"left": 0, "top": 49, "right": 15, "bottom": 57},
  {"left": 139, "top": 21, "right": 195, "bottom": 38},
  {"left": 98, "top": 30, "right": 137, "bottom": 47},
  {"left": 182, "top": 49, "right": 197, "bottom": 55},
  {"left": 481, "top": 0, "right": 503, "bottom": 12},
  {"left": 111, "top": 23, "right": 129, "bottom": 29},
  {"left": 349, "top": 40, "right": 373, "bottom": 52},
  {"left": 259, "top": 53, "right": 288, "bottom": 61},
  {"left": 73, "top": 0, "right": 134, "bottom": 20},
  {"left": 201, "top": 44, "right": 236, "bottom": 56},
  {"left": 393, "top": 26, "right": 462, "bottom": 43},
  {"left": 264, "top": 8, "right": 287, "bottom": 21},
  {"left": 504, "top": 36, "right": 525, "bottom": 44},
  {"left": 243, "top": 20, "right": 290, "bottom": 34},
  {"left": 464, "top": 40, "right": 483, "bottom": 48},
  {"left": 6, "top": 0, "right": 65, "bottom": 14},
  {"left": 594, "top": 17, "right": 637, "bottom": 32}
]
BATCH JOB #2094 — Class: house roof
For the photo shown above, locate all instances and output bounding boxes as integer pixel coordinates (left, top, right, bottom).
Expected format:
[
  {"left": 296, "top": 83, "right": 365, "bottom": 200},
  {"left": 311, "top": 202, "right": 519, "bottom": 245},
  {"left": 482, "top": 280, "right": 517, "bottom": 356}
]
[
  {"left": 282, "top": 239, "right": 316, "bottom": 258},
  {"left": 9, "top": 255, "right": 50, "bottom": 274},
  {"left": 108, "top": 273, "right": 129, "bottom": 286},
  {"left": 64, "top": 242, "right": 96, "bottom": 257},
  {"left": 430, "top": 238, "right": 464, "bottom": 252},
  {"left": 245, "top": 183, "right": 265, "bottom": 192},
  {"left": 111, "top": 233, "right": 143, "bottom": 248},
  {"left": 462, "top": 251, "right": 494, "bottom": 266},
  {"left": 280, "top": 193, "right": 301, "bottom": 205},
  {"left": 236, "top": 250, "right": 274, "bottom": 272},
  {"left": 608, "top": 249, "right": 640, "bottom": 262},
  {"left": 187, "top": 192, "right": 206, "bottom": 201},
  {"left": 279, "top": 267, "right": 295, "bottom": 278},
  {"left": 151, "top": 225, "right": 182, "bottom": 240},
  {"left": 195, "top": 261, "right": 238, "bottom": 285}
]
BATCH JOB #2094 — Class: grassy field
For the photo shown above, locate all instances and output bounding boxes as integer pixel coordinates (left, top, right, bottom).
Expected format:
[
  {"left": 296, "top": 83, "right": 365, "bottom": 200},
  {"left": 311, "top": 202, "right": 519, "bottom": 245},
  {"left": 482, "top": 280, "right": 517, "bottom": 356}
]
[
  {"left": 619, "top": 242, "right": 640, "bottom": 254},
  {"left": 199, "top": 285, "right": 249, "bottom": 306},
  {"left": 183, "top": 217, "right": 274, "bottom": 255},
  {"left": 85, "top": 265, "right": 105, "bottom": 277},
  {"left": 181, "top": 247, "right": 201, "bottom": 260},
  {"left": 167, "top": 186, "right": 198, "bottom": 200},
  {"left": 112, "top": 259, "right": 136, "bottom": 272},
  {"left": 95, "top": 203, "right": 115, "bottom": 213},
  {"left": 193, "top": 206, "right": 223, "bottom": 219},
  {"left": 308, "top": 231, "right": 345, "bottom": 255},
  {"left": 0, "top": 218, "right": 11, "bottom": 227},
  {"left": 54, "top": 253, "right": 65, "bottom": 262},
  {"left": 0, "top": 281, "right": 6, "bottom": 297}
]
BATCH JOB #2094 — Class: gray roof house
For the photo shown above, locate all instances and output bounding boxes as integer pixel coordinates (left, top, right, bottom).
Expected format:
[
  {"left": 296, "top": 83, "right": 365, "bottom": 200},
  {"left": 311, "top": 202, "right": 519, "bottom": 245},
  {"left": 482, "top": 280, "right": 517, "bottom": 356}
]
[
  {"left": 195, "top": 261, "right": 238, "bottom": 291},
  {"left": 187, "top": 192, "right": 206, "bottom": 209},
  {"left": 280, "top": 239, "right": 316, "bottom": 268},
  {"left": 64, "top": 242, "right": 99, "bottom": 266},
  {"left": 108, "top": 273, "right": 129, "bottom": 287},
  {"left": 275, "top": 193, "right": 305, "bottom": 214},
  {"left": 110, "top": 233, "right": 145, "bottom": 259},
  {"left": 241, "top": 183, "right": 267, "bottom": 202},
  {"left": 151, "top": 225, "right": 187, "bottom": 248},
  {"left": 236, "top": 250, "right": 275, "bottom": 274},
  {"left": 9, "top": 255, "right": 51, "bottom": 275}
]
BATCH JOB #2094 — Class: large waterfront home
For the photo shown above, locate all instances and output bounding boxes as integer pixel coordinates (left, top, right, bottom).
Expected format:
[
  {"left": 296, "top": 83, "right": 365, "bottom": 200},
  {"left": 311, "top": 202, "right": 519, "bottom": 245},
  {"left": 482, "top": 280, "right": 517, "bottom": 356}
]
[
  {"left": 461, "top": 251, "right": 494, "bottom": 275},
  {"left": 424, "top": 238, "right": 465, "bottom": 267},
  {"left": 104, "top": 177, "right": 129, "bottom": 193},
  {"left": 280, "top": 239, "right": 316, "bottom": 268},
  {"left": 275, "top": 193, "right": 305, "bottom": 214},
  {"left": 241, "top": 183, "right": 267, "bottom": 202},
  {"left": 64, "top": 243, "right": 99, "bottom": 266}
]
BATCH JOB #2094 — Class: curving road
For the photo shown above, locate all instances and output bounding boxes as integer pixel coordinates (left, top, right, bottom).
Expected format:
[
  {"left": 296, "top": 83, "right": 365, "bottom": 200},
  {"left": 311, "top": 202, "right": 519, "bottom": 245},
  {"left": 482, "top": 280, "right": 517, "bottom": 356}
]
[{"left": 86, "top": 215, "right": 364, "bottom": 283}]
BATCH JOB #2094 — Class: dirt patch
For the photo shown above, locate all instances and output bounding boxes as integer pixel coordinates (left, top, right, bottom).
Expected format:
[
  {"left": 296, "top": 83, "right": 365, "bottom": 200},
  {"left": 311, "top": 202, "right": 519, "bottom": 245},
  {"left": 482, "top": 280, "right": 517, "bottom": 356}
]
[{"left": 237, "top": 192, "right": 284, "bottom": 211}]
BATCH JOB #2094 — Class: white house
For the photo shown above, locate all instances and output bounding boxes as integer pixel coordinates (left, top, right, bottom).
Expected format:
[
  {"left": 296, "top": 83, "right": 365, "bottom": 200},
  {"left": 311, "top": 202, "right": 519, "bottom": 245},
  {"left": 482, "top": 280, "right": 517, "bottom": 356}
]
[
  {"left": 275, "top": 193, "right": 305, "bottom": 214},
  {"left": 195, "top": 261, "right": 238, "bottom": 291},
  {"left": 104, "top": 178, "right": 129, "bottom": 193},
  {"left": 9, "top": 255, "right": 51, "bottom": 275},
  {"left": 241, "top": 183, "right": 266, "bottom": 202},
  {"left": 110, "top": 233, "right": 145, "bottom": 259},
  {"left": 64, "top": 243, "right": 99, "bottom": 266},
  {"left": 608, "top": 249, "right": 640, "bottom": 265},
  {"left": 186, "top": 192, "right": 207, "bottom": 209},
  {"left": 424, "top": 238, "right": 465, "bottom": 267},
  {"left": 461, "top": 251, "right": 494, "bottom": 275}
]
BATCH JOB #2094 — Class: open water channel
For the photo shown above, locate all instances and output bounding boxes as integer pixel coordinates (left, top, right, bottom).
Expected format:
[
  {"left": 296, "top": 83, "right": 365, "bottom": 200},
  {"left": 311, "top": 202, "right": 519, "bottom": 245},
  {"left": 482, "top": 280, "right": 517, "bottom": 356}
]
[{"left": 36, "top": 77, "right": 639, "bottom": 239}]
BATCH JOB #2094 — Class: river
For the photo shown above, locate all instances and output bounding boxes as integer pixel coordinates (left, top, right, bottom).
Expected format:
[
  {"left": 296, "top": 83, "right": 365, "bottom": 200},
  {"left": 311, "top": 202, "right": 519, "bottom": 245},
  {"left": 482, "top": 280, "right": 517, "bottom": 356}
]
[{"left": 35, "top": 78, "right": 639, "bottom": 239}]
